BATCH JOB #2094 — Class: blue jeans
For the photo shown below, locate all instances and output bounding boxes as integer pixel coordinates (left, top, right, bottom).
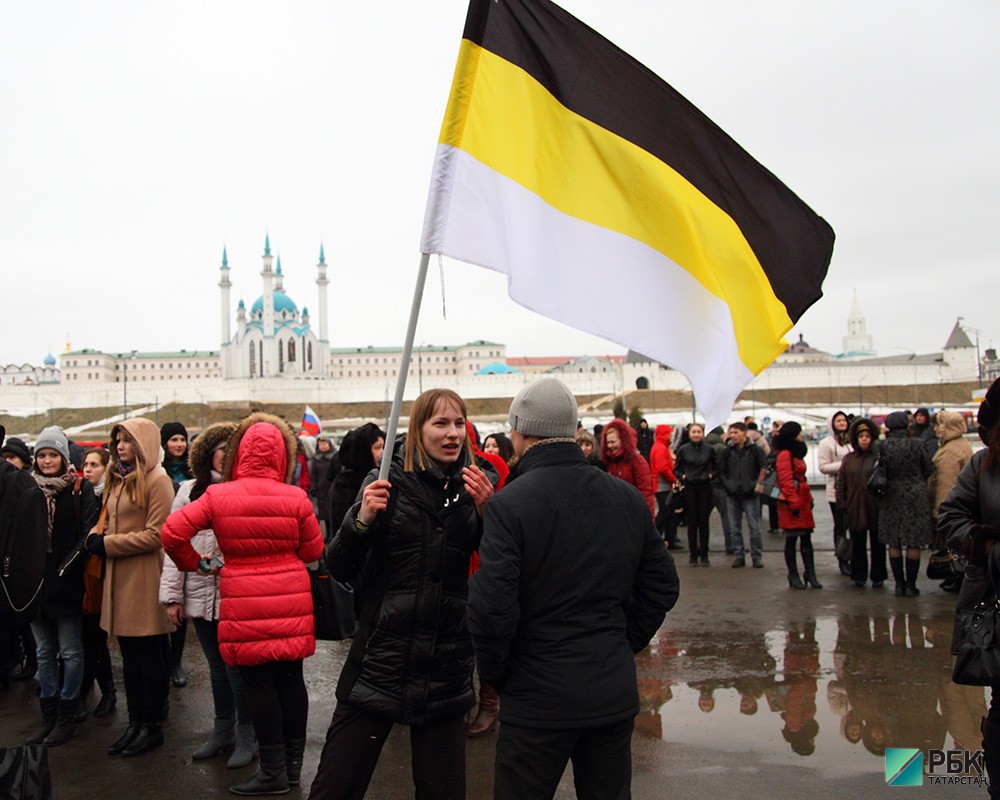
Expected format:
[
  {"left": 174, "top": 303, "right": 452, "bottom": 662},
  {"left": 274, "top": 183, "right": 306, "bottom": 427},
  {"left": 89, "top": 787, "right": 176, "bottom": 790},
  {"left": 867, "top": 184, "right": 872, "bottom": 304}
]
[
  {"left": 727, "top": 496, "right": 763, "bottom": 561},
  {"left": 31, "top": 615, "right": 84, "bottom": 700},
  {"left": 192, "top": 617, "right": 251, "bottom": 724}
]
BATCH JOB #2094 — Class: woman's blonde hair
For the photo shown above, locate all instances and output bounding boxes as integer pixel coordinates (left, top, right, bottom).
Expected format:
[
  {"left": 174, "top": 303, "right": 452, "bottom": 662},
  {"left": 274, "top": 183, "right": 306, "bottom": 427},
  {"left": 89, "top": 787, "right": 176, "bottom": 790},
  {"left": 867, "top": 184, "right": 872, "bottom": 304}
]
[
  {"left": 106, "top": 426, "right": 148, "bottom": 507},
  {"left": 403, "top": 388, "right": 475, "bottom": 472}
]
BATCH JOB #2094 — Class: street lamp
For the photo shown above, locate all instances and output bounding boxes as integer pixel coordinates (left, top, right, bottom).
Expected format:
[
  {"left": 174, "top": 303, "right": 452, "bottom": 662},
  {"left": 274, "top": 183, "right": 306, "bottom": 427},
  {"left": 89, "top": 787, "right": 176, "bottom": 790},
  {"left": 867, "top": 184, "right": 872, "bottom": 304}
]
[
  {"left": 121, "top": 350, "right": 137, "bottom": 421},
  {"left": 194, "top": 390, "right": 206, "bottom": 432}
]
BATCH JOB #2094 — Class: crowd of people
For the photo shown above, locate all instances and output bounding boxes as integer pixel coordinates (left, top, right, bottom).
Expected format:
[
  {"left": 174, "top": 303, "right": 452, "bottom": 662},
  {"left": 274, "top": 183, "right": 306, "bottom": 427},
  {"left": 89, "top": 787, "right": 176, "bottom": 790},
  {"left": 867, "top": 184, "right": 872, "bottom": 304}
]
[{"left": 4, "top": 374, "right": 999, "bottom": 796}]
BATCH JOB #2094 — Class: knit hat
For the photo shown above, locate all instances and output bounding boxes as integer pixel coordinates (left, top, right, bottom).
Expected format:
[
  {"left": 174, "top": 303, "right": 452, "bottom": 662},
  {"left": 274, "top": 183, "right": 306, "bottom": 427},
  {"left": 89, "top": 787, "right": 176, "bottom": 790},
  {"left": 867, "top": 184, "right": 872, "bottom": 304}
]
[
  {"left": 34, "top": 426, "right": 71, "bottom": 465},
  {"left": 507, "top": 378, "right": 578, "bottom": 439},
  {"left": 1, "top": 437, "right": 32, "bottom": 465},
  {"left": 773, "top": 421, "right": 803, "bottom": 451},
  {"left": 160, "top": 421, "right": 188, "bottom": 448},
  {"left": 978, "top": 377, "right": 1000, "bottom": 444}
]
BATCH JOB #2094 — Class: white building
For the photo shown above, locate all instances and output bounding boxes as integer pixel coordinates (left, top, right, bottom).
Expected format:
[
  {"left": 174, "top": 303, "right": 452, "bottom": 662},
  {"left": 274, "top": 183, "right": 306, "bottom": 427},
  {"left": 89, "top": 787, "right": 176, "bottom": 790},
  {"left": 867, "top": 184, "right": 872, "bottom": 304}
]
[
  {"left": 329, "top": 341, "right": 506, "bottom": 382},
  {"left": 0, "top": 354, "right": 59, "bottom": 386},
  {"left": 218, "top": 237, "right": 330, "bottom": 380},
  {"left": 61, "top": 349, "right": 221, "bottom": 384}
]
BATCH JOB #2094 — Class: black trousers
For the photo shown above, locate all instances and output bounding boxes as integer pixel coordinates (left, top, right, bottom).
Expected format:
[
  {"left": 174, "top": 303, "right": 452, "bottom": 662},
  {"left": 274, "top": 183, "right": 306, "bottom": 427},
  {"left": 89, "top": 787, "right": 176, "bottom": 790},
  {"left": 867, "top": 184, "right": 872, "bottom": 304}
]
[
  {"left": 494, "top": 717, "right": 634, "bottom": 800},
  {"left": 80, "top": 613, "right": 114, "bottom": 699},
  {"left": 685, "top": 482, "right": 713, "bottom": 558},
  {"left": 239, "top": 659, "right": 308, "bottom": 747},
  {"left": 118, "top": 634, "right": 169, "bottom": 724},
  {"left": 850, "top": 529, "right": 887, "bottom": 583},
  {"left": 308, "top": 702, "right": 466, "bottom": 800}
]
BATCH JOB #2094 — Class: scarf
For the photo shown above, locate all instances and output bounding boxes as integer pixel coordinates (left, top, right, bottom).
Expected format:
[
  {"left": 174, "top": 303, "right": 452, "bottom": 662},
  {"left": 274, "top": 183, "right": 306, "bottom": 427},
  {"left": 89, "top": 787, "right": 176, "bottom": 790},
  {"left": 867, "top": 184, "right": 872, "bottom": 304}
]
[
  {"left": 34, "top": 467, "right": 78, "bottom": 541},
  {"left": 115, "top": 461, "right": 137, "bottom": 478}
]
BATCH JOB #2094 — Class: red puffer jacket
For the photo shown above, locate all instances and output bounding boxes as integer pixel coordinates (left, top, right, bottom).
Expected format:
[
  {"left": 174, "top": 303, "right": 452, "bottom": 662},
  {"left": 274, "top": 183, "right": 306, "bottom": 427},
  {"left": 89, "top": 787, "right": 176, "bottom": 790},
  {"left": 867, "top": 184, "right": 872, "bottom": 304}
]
[{"left": 162, "top": 414, "right": 324, "bottom": 666}]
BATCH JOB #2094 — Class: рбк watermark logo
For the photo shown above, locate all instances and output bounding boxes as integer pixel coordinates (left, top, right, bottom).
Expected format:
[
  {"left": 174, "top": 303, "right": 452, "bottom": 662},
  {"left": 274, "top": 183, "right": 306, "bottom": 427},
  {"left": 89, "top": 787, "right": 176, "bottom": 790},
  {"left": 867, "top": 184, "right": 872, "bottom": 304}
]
[{"left": 886, "top": 748, "right": 923, "bottom": 786}]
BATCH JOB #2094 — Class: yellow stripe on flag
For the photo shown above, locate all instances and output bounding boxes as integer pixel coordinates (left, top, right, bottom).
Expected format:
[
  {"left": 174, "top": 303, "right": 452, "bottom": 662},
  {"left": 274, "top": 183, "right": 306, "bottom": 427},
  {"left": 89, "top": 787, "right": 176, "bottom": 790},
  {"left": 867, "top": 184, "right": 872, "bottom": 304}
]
[{"left": 439, "top": 40, "right": 793, "bottom": 374}]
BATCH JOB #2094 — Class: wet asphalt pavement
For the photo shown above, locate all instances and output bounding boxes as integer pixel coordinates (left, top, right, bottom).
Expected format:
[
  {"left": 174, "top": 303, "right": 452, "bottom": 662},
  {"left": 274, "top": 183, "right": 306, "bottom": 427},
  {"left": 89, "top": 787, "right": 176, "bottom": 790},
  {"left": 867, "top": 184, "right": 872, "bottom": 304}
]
[{"left": 1, "top": 506, "right": 986, "bottom": 799}]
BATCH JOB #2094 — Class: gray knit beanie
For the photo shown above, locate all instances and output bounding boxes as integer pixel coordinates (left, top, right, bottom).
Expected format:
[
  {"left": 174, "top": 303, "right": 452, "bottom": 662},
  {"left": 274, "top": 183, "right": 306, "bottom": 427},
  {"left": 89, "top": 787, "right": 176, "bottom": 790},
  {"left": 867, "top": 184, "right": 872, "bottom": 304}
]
[
  {"left": 34, "top": 426, "right": 71, "bottom": 466},
  {"left": 508, "top": 378, "right": 578, "bottom": 439}
]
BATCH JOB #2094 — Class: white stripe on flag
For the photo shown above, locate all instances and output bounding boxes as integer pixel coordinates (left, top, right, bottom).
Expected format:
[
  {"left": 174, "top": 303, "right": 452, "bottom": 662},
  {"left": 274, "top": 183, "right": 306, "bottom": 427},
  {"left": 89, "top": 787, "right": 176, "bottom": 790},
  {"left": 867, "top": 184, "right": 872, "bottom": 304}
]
[{"left": 421, "top": 144, "right": 753, "bottom": 428}]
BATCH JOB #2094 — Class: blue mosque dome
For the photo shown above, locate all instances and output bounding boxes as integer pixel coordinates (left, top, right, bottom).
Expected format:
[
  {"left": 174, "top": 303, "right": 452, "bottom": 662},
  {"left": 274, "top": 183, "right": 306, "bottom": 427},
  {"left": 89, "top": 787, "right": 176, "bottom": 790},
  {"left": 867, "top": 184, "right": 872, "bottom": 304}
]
[
  {"left": 43, "top": 353, "right": 57, "bottom": 367},
  {"left": 250, "top": 291, "right": 298, "bottom": 316}
]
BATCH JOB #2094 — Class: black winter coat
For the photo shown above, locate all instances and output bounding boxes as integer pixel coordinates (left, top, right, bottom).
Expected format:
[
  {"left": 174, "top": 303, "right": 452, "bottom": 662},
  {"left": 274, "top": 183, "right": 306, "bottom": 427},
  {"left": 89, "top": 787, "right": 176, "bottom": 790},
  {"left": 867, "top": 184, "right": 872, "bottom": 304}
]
[
  {"left": 309, "top": 451, "right": 336, "bottom": 522},
  {"left": 40, "top": 478, "right": 99, "bottom": 619},
  {"left": 938, "top": 450, "right": 1000, "bottom": 656},
  {"left": 719, "top": 443, "right": 766, "bottom": 499},
  {"left": 328, "top": 445, "right": 481, "bottom": 725},
  {"left": 468, "top": 441, "right": 679, "bottom": 729},
  {"left": 675, "top": 441, "right": 716, "bottom": 486},
  {"left": 877, "top": 431, "right": 934, "bottom": 546}
]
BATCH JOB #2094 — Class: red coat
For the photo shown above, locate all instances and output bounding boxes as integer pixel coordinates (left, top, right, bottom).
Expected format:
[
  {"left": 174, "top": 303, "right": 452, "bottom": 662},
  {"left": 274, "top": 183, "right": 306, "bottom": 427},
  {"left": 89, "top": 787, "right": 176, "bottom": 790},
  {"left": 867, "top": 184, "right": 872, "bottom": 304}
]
[
  {"left": 775, "top": 449, "right": 815, "bottom": 531},
  {"left": 601, "top": 419, "right": 656, "bottom": 517},
  {"left": 162, "top": 416, "right": 324, "bottom": 667},
  {"left": 648, "top": 425, "right": 676, "bottom": 489}
]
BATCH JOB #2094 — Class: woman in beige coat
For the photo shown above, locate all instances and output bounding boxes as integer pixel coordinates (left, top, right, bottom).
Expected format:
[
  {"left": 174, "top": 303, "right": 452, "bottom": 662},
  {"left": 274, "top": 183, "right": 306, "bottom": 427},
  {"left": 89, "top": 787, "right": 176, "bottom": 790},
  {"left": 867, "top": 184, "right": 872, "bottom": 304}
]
[
  {"left": 929, "top": 410, "right": 973, "bottom": 592},
  {"left": 85, "top": 417, "right": 174, "bottom": 758},
  {"left": 930, "top": 411, "right": 974, "bottom": 518}
]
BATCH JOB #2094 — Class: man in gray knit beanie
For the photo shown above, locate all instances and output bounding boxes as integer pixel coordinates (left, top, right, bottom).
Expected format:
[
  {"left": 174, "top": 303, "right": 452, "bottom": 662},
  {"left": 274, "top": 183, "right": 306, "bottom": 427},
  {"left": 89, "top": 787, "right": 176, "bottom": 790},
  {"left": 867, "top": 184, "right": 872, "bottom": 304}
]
[
  {"left": 507, "top": 377, "right": 578, "bottom": 446},
  {"left": 469, "top": 378, "right": 679, "bottom": 799}
]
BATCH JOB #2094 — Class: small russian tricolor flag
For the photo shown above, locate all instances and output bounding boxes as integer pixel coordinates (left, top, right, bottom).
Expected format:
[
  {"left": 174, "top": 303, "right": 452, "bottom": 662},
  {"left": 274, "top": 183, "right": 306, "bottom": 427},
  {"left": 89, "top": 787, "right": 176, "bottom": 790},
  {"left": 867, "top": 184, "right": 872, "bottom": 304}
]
[{"left": 301, "top": 405, "right": 321, "bottom": 436}]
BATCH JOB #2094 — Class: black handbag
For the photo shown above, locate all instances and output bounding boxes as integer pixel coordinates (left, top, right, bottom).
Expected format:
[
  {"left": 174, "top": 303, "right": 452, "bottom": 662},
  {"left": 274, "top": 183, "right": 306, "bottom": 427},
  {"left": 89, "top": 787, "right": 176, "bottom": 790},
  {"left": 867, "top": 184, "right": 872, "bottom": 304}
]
[
  {"left": 953, "top": 548, "right": 1000, "bottom": 686},
  {"left": 0, "top": 745, "right": 52, "bottom": 800},
  {"left": 927, "top": 549, "right": 965, "bottom": 581},
  {"left": 309, "top": 558, "right": 356, "bottom": 641},
  {"left": 866, "top": 445, "right": 888, "bottom": 498}
]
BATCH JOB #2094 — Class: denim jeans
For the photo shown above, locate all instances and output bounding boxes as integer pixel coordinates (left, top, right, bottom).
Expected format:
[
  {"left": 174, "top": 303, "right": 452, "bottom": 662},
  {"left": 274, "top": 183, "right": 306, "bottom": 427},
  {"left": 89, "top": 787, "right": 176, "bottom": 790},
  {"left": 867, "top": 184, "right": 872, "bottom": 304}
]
[
  {"left": 31, "top": 615, "right": 84, "bottom": 700},
  {"left": 193, "top": 617, "right": 251, "bottom": 724},
  {"left": 727, "top": 496, "right": 763, "bottom": 560}
]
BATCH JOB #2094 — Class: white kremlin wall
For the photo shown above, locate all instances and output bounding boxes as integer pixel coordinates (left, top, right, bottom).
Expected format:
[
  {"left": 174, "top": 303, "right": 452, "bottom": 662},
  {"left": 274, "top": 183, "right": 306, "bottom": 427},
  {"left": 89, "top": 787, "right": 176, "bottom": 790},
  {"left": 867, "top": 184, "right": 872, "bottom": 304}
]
[{"left": 0, "top": 353, "right": 975, "bottom": 416}]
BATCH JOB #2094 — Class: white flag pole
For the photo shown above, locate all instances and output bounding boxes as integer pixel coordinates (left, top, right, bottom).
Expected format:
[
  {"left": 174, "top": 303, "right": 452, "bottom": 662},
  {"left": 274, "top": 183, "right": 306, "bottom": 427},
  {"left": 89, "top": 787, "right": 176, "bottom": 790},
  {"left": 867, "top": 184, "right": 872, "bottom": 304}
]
[{"left": 378, "top": 252, "right": 431, "bottom": 481}]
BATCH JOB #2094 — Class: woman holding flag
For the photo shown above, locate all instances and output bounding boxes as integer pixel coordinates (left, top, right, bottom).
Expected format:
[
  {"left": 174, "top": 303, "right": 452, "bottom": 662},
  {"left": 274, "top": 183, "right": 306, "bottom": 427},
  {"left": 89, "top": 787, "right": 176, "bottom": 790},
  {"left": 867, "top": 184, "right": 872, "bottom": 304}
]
[{"left": 309, "top": 388, "right": 493, "bottom": 800}]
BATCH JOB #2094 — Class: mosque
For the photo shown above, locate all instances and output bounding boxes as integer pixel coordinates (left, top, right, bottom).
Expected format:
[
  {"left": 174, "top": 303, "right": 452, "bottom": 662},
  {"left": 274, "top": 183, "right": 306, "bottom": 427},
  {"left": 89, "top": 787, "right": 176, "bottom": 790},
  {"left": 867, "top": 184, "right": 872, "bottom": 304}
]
[{"left": 218, "top": 235, "right": 330, "bottom": 379}]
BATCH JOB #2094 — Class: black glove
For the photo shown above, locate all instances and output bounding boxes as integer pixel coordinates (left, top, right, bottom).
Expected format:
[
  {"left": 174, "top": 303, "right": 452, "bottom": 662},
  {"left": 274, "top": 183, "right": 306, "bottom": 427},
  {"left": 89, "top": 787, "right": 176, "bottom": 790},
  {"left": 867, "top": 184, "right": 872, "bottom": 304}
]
[{"left": 85, "top": 533, "right": 106, "bottom": 557}]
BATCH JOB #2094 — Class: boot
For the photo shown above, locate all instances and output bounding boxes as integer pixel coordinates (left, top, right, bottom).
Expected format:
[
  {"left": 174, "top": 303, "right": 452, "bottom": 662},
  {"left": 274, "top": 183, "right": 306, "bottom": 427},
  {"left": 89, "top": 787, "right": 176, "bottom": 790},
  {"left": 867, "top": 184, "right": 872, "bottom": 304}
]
[
  {"left": 785, "top": 548, "right": 806, "bottom": 590},
  {"left": 981, "top": 717, "right": 1000, "bottom": 799},
  {"left": 94, "top": 691, "right": 117, "bottom": 718},
  {"left": 284, "top": 737, "right": 306, "bottom": 786},
  {"left": 229, "top": 744, "right": 289, "bottom": 796},
  {"left": 228, "top": 724, "right": 258, "bottom": 769},
  {"left": 43, "top": 697, "right": 79, "bottom": 746},
  {"left": 467, "top": 682, "right": 500, "bottom": 738},
  {"left": 10, "top": 652, "right": 37, "bottom": 681},
  {"left": 802, "top": 549, "right": 823, "bottom": 589},
  {"left": 904, "top": 557, "right": 921, "bottom": 597},
  {"left": 122, "top": 723, "right": 164, "bottom": 757},
  {"left": 26, "top": 696, "right": 59, "bottom": 745},
  {"left": 890, "top": 556, "right": 905, "bottom": 596},
  {"left": 74, "top": 696, "right": 89, "bottom": 723},
  {"left": 108, "top": 721, "right": 142, "bottom": 755},
  {"left": 193, "top": 718, "right": 237, "bottom": 760}
]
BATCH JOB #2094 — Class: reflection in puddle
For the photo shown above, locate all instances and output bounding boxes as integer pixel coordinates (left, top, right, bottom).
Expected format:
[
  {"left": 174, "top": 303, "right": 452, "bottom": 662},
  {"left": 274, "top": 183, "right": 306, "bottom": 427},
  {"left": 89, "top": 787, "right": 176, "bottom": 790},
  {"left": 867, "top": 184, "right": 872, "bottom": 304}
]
[{"left": 635, "top": 610, "right": 989, "bottom": 776}]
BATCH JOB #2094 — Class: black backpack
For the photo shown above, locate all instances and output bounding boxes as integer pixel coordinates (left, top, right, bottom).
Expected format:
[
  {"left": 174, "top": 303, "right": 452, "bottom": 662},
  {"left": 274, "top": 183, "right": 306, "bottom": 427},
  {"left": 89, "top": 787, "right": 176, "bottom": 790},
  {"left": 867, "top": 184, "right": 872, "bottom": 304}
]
[{"left": 0, "top": 460, "right": 48, "bottom": 627}]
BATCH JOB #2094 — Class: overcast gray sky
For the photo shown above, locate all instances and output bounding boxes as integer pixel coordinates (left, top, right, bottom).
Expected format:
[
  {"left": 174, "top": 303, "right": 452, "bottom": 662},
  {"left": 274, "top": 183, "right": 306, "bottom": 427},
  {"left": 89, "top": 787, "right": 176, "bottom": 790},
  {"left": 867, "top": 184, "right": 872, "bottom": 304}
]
[{"left": 2, "top": 1, "right": 998, "bottom": 368}]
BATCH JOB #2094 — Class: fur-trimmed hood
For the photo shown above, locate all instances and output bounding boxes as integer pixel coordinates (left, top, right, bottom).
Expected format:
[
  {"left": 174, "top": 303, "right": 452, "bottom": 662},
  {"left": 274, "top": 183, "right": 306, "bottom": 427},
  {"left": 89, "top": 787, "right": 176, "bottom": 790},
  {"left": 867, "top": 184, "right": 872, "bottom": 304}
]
[
  {"left": 601, "top": 418, "right": 638, "bottom": 463},
  {"left": 222, "top": 413, "right": 298, "bottom": 484},
  {"left": 188, "top": 422, "right": 239, "bottom": 479}
]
